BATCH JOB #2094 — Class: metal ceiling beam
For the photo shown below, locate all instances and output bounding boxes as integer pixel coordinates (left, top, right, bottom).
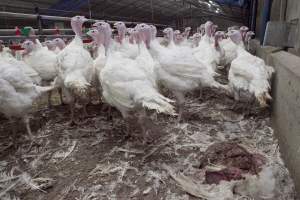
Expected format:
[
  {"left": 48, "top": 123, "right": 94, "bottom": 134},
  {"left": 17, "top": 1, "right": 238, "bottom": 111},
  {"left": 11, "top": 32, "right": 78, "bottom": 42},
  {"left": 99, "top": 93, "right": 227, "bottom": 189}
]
[
  {"left": 114, "top": 0, "right": 188, "bottom": 19},
  {"left": 0, "top": 28, "right": 73, "bottom": 35},
  {"left": 185, "top": 0, "right": 246, "bottom": 23},
  {"left": 0, "top": 11, "right": 169, "bottom": 27},
  {"left": 0, "top": 35, "right": 75, "bottom": 40}
]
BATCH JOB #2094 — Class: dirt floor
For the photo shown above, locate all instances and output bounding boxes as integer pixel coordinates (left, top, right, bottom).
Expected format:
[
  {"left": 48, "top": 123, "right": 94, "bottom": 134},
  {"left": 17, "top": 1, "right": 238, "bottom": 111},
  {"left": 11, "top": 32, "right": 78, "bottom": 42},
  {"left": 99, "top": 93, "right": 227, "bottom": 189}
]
[{"left": 0, "top": 72, "right": 298, "bottom": 199}]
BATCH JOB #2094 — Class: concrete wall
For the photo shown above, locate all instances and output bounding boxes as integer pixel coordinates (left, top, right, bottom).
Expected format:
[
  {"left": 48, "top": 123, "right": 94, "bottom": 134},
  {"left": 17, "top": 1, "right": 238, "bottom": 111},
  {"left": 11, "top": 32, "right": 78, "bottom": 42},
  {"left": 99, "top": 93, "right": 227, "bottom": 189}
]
[
  {"left": 251, "top": 39, "right": 300, "bottom": 195},
  {"left": 286, "top": 0, "right": 300, "bottom": 51},
  {"left": 255, "top": 0, "right": 300, "bottom": 53},
  {"left": 271, "top": 51, "right": 300, "bottom": 194}
]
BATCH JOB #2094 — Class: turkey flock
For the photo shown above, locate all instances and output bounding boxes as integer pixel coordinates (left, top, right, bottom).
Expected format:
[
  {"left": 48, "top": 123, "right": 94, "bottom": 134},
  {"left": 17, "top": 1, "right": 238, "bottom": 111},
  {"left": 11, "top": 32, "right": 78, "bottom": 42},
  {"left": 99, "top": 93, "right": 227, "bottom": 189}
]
[{"left": 0, "top": 16, "right": 274, "bottom": 143}]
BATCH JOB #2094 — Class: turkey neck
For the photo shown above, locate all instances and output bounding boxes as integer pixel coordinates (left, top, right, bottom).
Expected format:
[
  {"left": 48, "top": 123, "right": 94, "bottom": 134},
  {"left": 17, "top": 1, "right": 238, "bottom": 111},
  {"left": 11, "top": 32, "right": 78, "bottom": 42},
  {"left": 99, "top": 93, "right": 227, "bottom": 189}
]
[
  {"left": 117, "top": 28, "right": 126, "bottom": 44},
  {"left": 167, "top": 30, "right": 175, "bottom": 47},
  {"left": 141, "top": 29, "right": 152, "bottom": 49},
  {"left": 92, "top": 33, "right": 103, "bottom": 47},
  {"left": 102, "top": 27, "right": 113, "bottom": 56},
  {"left": 151, "top": 29, "right": 157, "bottom": 40},
  {"left": 129, "top": 34, "right": 134, "bottom": 44},
  {"left": 57, "top": 42, "right": 66, "bottom": 50},
  {"left": 205, "top": 24, "right": 212, "bottom": 38},
  {"left": 183, "top": 29, "right": 190, "bottom": 39},
  {"left": 149, "top": 39, "right": 165, "bottom": 59},
  {"left": 71, "top": 21, "right": 83, "bottom": 38},
  {"left": 214, "top": 36, "right": 220, "bottom": 50}
]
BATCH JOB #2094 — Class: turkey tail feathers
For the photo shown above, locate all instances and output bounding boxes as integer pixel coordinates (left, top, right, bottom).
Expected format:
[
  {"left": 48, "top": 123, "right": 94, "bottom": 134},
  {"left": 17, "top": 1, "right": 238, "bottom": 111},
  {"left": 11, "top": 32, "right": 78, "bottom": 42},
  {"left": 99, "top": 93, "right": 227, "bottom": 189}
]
[
  {"left": 35, "top": 85, "right": 55, "bottom": 94},
  {"left": 134, "top": 83, "right": 177, "bottom": 116},
  {"left": 141, "top": 93, "right": 177, "bottom": 116}
]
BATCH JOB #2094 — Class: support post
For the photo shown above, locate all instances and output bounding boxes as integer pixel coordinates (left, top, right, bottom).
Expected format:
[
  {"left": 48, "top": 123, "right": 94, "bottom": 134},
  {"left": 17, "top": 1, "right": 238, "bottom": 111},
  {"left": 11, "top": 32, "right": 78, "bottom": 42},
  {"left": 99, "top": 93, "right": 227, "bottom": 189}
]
[{"left": 260, "top": 0, "right": 273, "bottom": 44}]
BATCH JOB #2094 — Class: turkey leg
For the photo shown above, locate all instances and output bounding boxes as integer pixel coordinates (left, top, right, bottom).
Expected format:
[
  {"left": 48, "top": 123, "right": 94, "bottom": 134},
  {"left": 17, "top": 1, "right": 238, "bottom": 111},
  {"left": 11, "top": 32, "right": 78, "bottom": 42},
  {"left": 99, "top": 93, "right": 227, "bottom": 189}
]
[
  {"left": 47, "top": 91, "right": 52, "bottom": 108},
  {"left": 174, "top": 91, "right": 185, "bottom": 123},
  {"left": 23, "top": 115, "right": 33, "bottom": 139},
  {"left": 82, "top": 103, "right": 95, "bottom": 119},
  {"left": 69, "top": 100, "right": 79, "bottom": 126},
  {"left": 58, "top": 88, "right": 65, "bottom": 105},
  {"left": 137, "top": 108, "right": 149, "bottom": 143}
]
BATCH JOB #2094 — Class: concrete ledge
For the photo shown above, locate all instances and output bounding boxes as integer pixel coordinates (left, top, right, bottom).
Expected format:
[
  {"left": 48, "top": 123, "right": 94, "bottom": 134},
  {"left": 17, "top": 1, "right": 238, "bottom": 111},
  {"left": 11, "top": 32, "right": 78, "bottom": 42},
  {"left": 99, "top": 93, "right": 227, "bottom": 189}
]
[
  {"left": 288, "top": 48, "right": 300, "bottom": 57},
  {"left": 251, "top": 40, "right": 300, "bottom": 194},
  {"left": 249, "top": 39, "right": 283, "bottom": 64},
  {"left": 271, "top": 51, "right": 300, "bottom": 194}
]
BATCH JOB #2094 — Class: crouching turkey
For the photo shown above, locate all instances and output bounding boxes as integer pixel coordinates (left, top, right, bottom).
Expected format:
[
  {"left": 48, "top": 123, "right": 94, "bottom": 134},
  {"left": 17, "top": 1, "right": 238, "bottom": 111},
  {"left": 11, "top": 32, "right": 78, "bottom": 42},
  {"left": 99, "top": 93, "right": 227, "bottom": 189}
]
[{"left": 227, "top": 30, "right": 274, "bottom": 112}]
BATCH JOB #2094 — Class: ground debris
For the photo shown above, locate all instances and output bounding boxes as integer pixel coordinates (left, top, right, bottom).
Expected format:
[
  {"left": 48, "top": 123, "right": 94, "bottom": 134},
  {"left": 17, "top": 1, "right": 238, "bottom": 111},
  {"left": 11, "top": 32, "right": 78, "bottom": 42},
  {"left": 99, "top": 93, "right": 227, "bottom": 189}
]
[{"left": 0, "top": 83, "right": 297, "bottom": 200}]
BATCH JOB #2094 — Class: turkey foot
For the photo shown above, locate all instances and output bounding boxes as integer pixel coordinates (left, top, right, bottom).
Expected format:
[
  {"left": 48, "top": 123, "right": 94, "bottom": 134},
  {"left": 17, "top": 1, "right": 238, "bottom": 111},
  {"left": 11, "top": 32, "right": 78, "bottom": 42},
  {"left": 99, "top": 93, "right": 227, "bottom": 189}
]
[
  {"left": 81, "top": 105, "right": 96, "bottom": 119},
  {"left": 68, "top": 103, "right": 81, "bottom": 126},
  {"left": 177, "top": 104, "right": 185, "bottom": 123},
  {"left": 24, "top": 116, "right": 39, "bottom": 152},
  {"left": 174, "top": 91, "right": 185, "bottom": 123}
]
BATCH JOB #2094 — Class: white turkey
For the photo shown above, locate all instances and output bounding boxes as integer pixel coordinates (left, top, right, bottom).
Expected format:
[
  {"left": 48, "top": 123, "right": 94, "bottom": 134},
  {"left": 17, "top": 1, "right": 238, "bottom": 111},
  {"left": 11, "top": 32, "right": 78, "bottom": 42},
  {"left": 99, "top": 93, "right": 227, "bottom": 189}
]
[
  {"left": 198, "top": 24, "right": 205, "bottom": 36},
  {"left": 193, "top": 21, "right": 222, "bottom": 73},
  {"left": 227, "top": 30, "right": 274, "bottom": 110},
  {"left": 177, "top": 27, "right": 193, "bottom": 47},
  {"left": 56, "top": 16, "right": 94, "bottom": 125},
  {"left": 0, "top": 43, "right": 41, "bottom": 85},
  {"left": 149, "top": 26, "right": 227, "bottom": 121},
  {"left": 182, "top": 27, "right": 191, "bottom": 40},
  {"left": 52, "top": 38, "right": 66, "bottom": 51},
  {"left": 21, "top": 40, "right": 63, "bottom": 107},
  {"left": 240, "top": 26, "right": 249, "bottom": 44},
  {"left": 127, "top": 28, "right": 135, "bottom": 44},
  {"left": 43, "top": 40, "right": 58, "bottom": 53},
  {"left": 191, "top": 33, "right": 202, "bottom": 48},
  {"left": 134, "top": 24, "right": 158, "bottom": 87},
  {"left": 113, "top": 21, "right": 139, "bottom": 59},
  {"left": 173, "top": 30, "right": 183, "bottom": 45},
  {"left": 86, "top": 28, "right": 106, "bottom": 101},
  {"left": 0, "top": 59, "right": 55, "bottom": 140},
  {"left": 245, "top": 31, "right": 255, "bottom": 51},
  {"left": 97, "top": 22, "right": 175, "bottom": 138},
  {"left": 211, "top": 24, "right": 218, "bottom": 36}
]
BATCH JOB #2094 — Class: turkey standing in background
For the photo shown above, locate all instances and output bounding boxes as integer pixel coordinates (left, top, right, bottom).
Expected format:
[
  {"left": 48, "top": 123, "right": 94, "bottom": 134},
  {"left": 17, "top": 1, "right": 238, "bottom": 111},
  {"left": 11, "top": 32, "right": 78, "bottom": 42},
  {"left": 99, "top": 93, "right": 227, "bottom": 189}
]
[
  {"left": 21, "top": 40, "right": 63, "bottom": 106},
  {"left": 149, "top": 26, "right": 227, "bottom": 121},
  {"left": 0, "top": 59, "right": 56, "bottom": 141},
  {"left": 0, "top": 41, "right": 41, "bottom": 85},
  {"left": 52, "top": 38, "right": 66, "bottom": 52},
  {"left": 228, "top": 30, "right": 274, "bottom": 111}
]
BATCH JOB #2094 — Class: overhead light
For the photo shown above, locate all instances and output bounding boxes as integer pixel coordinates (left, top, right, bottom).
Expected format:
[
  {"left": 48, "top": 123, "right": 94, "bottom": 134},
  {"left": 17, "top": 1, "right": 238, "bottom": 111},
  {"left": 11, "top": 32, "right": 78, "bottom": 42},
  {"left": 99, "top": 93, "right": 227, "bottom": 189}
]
[
  {"left": 209, "top": 0, "right": 214, "bottom": 3},
  {"left": 205, "top": 2, "right": 212, "bottom": 7}
]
